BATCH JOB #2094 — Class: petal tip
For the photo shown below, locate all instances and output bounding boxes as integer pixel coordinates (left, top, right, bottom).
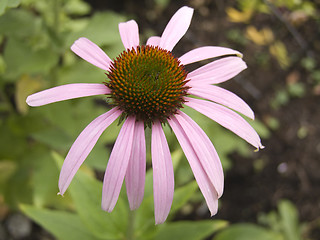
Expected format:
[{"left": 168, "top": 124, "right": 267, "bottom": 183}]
[
  {"left": 254, "top": 144, "right": 265, "bottom": 152},
  {"left": 155, "top": 218, "right": 166, "bottom": 225},
  {"left": 181, "top": 6, "right": 194, "bottom": 13},
  {"left": 101, "top": 202, "right": 114, "bottom": 213},
  {"left": 26, "top": 95, "right": 33, "bottom": 106},
  {"left": 70, "top": 37, "right": 87, "bottom": 51},
  {"left": 248, "top": 111, "right": 255, "bottom": 120},
  {"left": 236, "top": 52, "right": 244, "bottom": 58},
  {"left": 129, "top": 204, "right": 139, "bottom": 211},
  {"left": 209, "top": 209, "right": 218, "bottom": 217},
  {"left": 57, "top": 192, "right": 64, "bottom": 197}
]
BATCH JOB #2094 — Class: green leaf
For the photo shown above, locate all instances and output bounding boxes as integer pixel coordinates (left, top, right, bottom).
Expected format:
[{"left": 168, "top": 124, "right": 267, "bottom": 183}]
[
  {"left": 52, "top": 151, "right": 127, "bottom": 239},
  {"left": 35, "top": 99, "right": 104, "bottom": 139},
  {"left": 32, "top": 153, "right": 60, "bottom": 208},
  {"left": 248, "top": 118, "right": 270, "bottom": 139},
  {"left": 0, "top": 54, "right": 6, "bottom": 74},
  {"left": 7, "top": 0, "right": 20, "bottom": 8},
  {"left": 20, "top": 204, "right": 98, "bottom": 240},
  {"left": 68, "top": 163, "right": 128, "bottom": 239},
  {"left": 0, "top": 160, "right": 17, "bottom": 185},
  {"left": 271, "top": 90, "right": 289, "bottom": 109},
  {"left": 213, "top": 223, "right": 284, "bottom": 240},
  {"left": 64, "top": 0, "right": 91, "bottom": 16},
  {"left": 0, "top": 0, "right": 20, "bottom": 16},
  {"left": 84, "top": 142, "right": 110, "bottom": 171},
  {"left": 57, "top": 60, "right": 105, "bottom": 84},
  {"left": 15, "top": 75, "right": 43, "bottom": 115},
  {"left": 156, "top": 220, "right": 228, "bottom": 240},
  {"left": 0, "top": 8, "right": 40, "bottom": 38},
  {"left": 3, "top": 147, "right": 59, "bottom": 207},
  {"left": 278, "top": 200, "right": 301, "bottom": 240},
  {"left": 0, "top": 0, "right": 8, "bottom": 16},
  {"left": 3, "top": 161, "right": 33, "bottom": 207},
  {"left": 172, "top": 148, "right": 183, "bottom": 171},
  {"left": 301, "top": 57, "right": 316, "bottom": 71},
  {"left": 155, "top": 0, "right": 170, "bottom": 8},
  {"left": 288, "top": 82, "right": 305, "bottom": 98},
  {"left": 31, "top": 127, "right": 73, "bottom": 151},
  {"left": 170, "top": 181, "right": 198, "bottom": 214},
  {"left": 67, "top": 11, "right": 126, "bottom": 47},
  {"left": 132, "top": 170, "right": 156, "bottom": 240},
  {"left": 3, "top": 38, "right": 59, "bottom": 79}
]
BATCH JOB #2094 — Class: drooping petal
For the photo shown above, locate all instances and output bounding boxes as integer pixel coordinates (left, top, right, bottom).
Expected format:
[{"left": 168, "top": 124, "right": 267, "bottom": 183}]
[
  {"left": 179, "top": 46, "right": 242, "bottom": 65},
  {"left": 152, "top": 121, "right": 174, "bottom": 224},
  {"left": 187, "top": 85, "right": 254, "bottom": 119},
  {"left": 26, "top": 83, "right": 111, "bottom": 107},
  {"left": 146, "top": 36, "right": 161, "bottom": 47},
  {"left": 102, "top": 116, "right": 136, "bottom": 212},
  {"left": 170, "top": 111, "right": 223, "bottom": 197},
  {"left": 119, "top": 20, "right": 140, "bottom": 50},
  {"left": 58, "top": 108, "right": 121, "bottom": 195},
  {"left": 187, "top": 56, "right": 247, "bottom": 85},
  {"left": 71, "top": 37, "right": 112, "bottom": 71},
  {"left": 168, "top": 115, "right": 219, "bottom": 215},
  {"left": 159, "top": 6, "right": 194, "bottom": 51},
  {"left": 125, "top": 120, "right": 146, "bottom": 210},
  {"left": 185, "top": 97, "right": 264, "bottom": 149}
]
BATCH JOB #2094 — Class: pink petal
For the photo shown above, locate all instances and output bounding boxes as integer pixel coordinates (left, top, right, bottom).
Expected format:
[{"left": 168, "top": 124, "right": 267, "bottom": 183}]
[
  {"left": 71, "top": 37, "right": 112, "bottom": 71},
  {"left": 26, "top": 83, "right": 111, "bottom": 107},
  {"left": 168, "top": 115, "right": 219, "bottom": 215},
  {"left": 187, "top": 85, "right": 254, "bottom": 119},
  {"left": 159, "top": 6, "right": 194, "bottom": 51},
  {"left": 146, "top": 36, "right": 161, "bottom": 47},
  {"left": 58, "top": 108, "right": 121, "bottom": 195},
  {"left": 102, "top": 116, "right": 136, "bottom": 212},
  {"left": 125, "top": 120, "right": 146, "bottom": 210},
  {"left": 170, "top": 111, "right": 223, "bottom": 196},
  {"left": 119, "top": 20, "right": 140, "bottom": 50},
  {"left": 179, "top": 46, "right": 242, "bottom": 65},
  {"left": 185, "top": 97, "right": 264, "bottom": 149},
  {"left": 187, "top": 56, "right": 247, "bottom": 84},
  {"left": 152, "top": 121, "right": 174, "bottom": 224}
]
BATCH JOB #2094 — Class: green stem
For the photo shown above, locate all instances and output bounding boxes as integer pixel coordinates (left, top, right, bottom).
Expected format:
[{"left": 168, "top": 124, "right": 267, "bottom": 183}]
[
  {"left": 126, "top": 209, "right": 135, "bottom": 240},
  {"left": 53, "top": 0, "right": 60, "bottom": 34},
  {"left": 0, "top": 81, "right": 14, "bottom": 114}
]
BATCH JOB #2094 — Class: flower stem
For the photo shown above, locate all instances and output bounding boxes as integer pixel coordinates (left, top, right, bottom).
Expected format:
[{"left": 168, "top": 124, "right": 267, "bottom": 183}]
[
  {"left": 126, "top": 210, "right": 135, "bottom": 240},
  {"left": 53, "top": 0, "right": 60, "bottom": 34}
]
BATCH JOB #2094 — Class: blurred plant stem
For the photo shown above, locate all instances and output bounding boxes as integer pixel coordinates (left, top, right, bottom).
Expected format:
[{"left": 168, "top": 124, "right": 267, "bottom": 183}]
[
  {"left": 53, "top": 0, "right": 61, "bottom": 34},
  {"left": 127, "top": 209, "right": 135, "bottom": 240},
  {"left": 0, "top": 82, "right": 14, "bottom": 113},
  {"left": 46, "top": 0, "right": 61, "bottom": 88}
]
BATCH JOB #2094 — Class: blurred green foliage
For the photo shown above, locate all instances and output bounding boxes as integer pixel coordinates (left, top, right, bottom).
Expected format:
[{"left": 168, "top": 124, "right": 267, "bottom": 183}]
[{"left": 0, "top": 0, "right": 125, "bottom": 209}]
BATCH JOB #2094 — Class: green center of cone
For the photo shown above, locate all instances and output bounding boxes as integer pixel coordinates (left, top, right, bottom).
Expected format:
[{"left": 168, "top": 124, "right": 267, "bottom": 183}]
[{"left": 106, "top": 45, "right": 189, "bottom": 126}]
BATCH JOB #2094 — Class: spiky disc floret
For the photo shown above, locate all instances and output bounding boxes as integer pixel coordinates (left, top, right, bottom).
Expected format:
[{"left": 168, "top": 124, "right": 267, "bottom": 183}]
[{"left": 106, "top": 45, "right": 189, "bottom": 126}]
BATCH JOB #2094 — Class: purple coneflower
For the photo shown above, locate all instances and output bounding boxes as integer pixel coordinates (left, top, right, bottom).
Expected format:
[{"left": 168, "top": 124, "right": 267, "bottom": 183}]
[{"left": 26, "top": 6, "right": 263, "bottom": 224}]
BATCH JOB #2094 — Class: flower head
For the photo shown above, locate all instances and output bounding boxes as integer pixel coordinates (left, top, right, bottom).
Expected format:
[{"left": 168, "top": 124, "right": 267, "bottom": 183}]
[
  {"left": 26, "top": 6, "right": 264, "bottom": 224},
  {"left": 106, "top": 45, "right": 189, "bottom": 126}
]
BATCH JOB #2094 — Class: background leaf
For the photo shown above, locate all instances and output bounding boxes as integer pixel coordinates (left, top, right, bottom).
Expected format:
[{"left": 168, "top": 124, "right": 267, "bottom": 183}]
[
  {"left": 213, "top": 223, "right": 284, "bottom": 240},
  {"left": 3, "top": 38, "right": 59, "bottom": 79},
  {"left": 20, "top": 204, "right": 98, "bottom": 240},
  {"left": 155, "top": 220, "right": 228, "bottom": 240},
  {"left": 66, "top": 11, "right": 126, "bottom": 47},
  {"left": 0, "top": 0, "right": 20, "bottom": 16},
  {"left": 0, "top": 8, "right": 40, "bottom": 38},
  {"left": 51, "top": 152, "right": 128, "bottom": 240},
  {"left": 278, "top": 200, "right": 301, "bottom": 240}
]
